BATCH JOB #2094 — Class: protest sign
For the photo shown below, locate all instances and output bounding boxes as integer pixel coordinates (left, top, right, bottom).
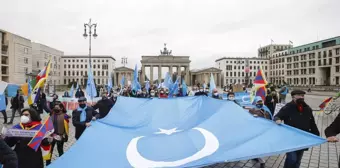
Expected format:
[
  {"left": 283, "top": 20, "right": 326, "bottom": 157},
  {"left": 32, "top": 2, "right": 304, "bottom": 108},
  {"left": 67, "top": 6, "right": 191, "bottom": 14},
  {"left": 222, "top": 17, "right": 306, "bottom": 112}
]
[
  {"left": 274, "top": 103, "right": 285, "bottom": 116},
  {"left": 2, "top": 128, "right": 37, "bottom": 137}
]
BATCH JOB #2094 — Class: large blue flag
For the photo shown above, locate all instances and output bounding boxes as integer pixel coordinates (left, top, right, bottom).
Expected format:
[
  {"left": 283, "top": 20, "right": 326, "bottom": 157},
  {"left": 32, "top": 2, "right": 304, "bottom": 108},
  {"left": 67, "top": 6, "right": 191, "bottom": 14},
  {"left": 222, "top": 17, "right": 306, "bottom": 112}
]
[
  {"left": 182, "top": 79, "right": 187, "bottom": 96},
  {"left": 49, "top": 96, "right": 325, "bottom": 168},
  {"left": 145, "top": 81, "right": 150, "bottom": 93},
  {"left": 107, "top": 75, "right": 113, "bottom": 92},
  {"left": 7, "top": 84, "right": 19, "bottom": 97},
  {"left": 168, "top": 77, "right": 179, "bottom": 97},
  {"left": 209, "top": 73, "right": 216, "bottom": 93},
  {"left": 69, "top": 84, "right": 74, "bottom": 97},
  {"left": 0, "top": 94, "right": 6, "bottom": 111},
  {"left": 132, "top": 65, "right": 141, "bottom": 91},
  {"left": 86, "top": 65, "right": 97, "bottom": 98}
]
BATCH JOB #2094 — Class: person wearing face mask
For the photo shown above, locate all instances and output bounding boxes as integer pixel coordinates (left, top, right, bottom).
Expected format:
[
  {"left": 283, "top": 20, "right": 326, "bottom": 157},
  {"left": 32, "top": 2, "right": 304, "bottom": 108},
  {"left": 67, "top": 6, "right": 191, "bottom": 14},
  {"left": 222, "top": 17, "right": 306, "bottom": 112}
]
[
  {"left": 159, "top": 90, "right": 168, "bottom": 98},
  {"left": 212, "top": 89, "right": 222, "bottom": 100},
  {"left": 45, "top": 103, "right": 70, "bottom": 166},
  {"left": 72, "top": 97, "right": 100, "bottom": 140},
  {"left": 227, "top": 92, "right": 241, "bottom": 106},
  {"left": 150, "top": 90, "right": 156, "bottom": 98},
  {"left": 194, "top": 87, "right": 208, "bottom": 96},
  {"left": 247, "top": 96, "right": 271, "bottom": 168},
  {"left": 4, "top": 108, "right": 51, "bottom": 168},
  {"left": 92, "top": 93, "right": 114, "bottom": 119},
  {"left": 274, "top": 90, "right": 319, "bottom": 168},
  {"left": 75, "top": 88, "right": 85, "bottom": 98},
  {"left": 265, "top": 90, "right": 279, "bottom": 115}
]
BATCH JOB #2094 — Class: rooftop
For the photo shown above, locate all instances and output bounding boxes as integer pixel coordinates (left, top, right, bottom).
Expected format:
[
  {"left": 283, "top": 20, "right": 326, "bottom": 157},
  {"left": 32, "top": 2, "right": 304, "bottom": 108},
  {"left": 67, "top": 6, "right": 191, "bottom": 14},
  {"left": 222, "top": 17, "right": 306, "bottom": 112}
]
[
  {"left": 215, "top": 57, "right": 269, "bottom": 62},
  {"left": 62, "top": 55, "right": 116, "bottom": 61}
]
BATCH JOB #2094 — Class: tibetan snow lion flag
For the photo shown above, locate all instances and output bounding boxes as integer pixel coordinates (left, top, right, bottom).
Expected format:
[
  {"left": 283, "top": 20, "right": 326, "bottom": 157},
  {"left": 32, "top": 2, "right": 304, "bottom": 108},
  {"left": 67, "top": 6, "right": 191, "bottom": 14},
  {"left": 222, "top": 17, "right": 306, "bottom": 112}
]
[
  {"left": 28, "top": 116, "right": 54, "bottom": 151},
  {"left": 254, "top": 67, "right": 267, "bottom": 85},
  {"left": 319, "top": 97, "right": 333, "bottom": 110},
  {"left": 48, "top": 96, "right": 325, "bottom": 168}
]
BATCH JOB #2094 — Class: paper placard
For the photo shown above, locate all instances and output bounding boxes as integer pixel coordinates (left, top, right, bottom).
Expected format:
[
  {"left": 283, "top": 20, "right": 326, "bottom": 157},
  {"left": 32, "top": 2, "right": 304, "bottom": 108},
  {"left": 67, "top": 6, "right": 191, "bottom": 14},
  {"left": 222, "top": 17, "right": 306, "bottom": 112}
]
[
  {"left": 274, "top": 103, "right": 286, "bottom": 116},
  {"left": 3, "top": 128, "right": 38, "bottom": 137}
]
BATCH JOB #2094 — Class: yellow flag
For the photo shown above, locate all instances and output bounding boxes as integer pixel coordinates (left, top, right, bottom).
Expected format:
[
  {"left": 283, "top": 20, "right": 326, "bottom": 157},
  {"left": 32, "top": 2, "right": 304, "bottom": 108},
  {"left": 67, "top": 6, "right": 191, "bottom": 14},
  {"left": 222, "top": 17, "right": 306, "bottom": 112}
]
[{"left": 21, "top": 83, "right": 29, "bottom": 96}]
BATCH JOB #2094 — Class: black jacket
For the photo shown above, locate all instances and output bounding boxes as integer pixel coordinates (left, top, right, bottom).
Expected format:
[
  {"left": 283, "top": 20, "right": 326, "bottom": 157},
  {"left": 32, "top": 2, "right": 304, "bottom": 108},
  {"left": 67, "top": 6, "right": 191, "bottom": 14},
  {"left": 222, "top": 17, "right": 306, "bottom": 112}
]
[
  {"left": 93, "top": 98, "right": 114, "bottom": 119},
  {"left": 325, "top": 112, "right": 340, "bottom": 137},
  {"left": 194, "top": 92, "right": 208, "bottom": 96},
  {"left": 0, "top": 139, "right": 17, "bottom": 168},
  {"left": 5, "top": 135, "right": 49, "bottom": 168},
  {"left": 72, "top": 106, "right": 100, "bottom": 140},
  {"left": 274, "top": 101, "right": 319, "bottom": 136},
  {"left": 10, "top": 95, "right": 24, "bottom": 109}
]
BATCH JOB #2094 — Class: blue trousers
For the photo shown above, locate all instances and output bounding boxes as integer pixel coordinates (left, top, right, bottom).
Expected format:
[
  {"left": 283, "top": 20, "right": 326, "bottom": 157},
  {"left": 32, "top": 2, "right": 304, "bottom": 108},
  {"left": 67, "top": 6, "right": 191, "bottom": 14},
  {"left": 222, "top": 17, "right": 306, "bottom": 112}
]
[{"left": 284, "top": 150, "right": 304, "bottom": 168}]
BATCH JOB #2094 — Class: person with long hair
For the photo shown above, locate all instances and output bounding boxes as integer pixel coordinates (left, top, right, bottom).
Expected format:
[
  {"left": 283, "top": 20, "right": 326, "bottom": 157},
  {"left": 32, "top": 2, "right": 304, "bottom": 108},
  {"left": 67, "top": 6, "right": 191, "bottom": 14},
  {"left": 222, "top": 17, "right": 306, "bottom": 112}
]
[
  {"left": 4, "top": 108, "right": 52, "bottom": 168},
  {"left": 46, "top": 102, "right": 70, "bottom": 166}
]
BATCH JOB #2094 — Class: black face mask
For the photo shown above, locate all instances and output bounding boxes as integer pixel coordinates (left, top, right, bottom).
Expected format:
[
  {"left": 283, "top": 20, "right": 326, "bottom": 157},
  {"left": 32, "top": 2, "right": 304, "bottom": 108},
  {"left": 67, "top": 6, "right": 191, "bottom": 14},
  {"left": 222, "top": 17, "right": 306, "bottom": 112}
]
[
  {"left": 295, "top": 98, "right": 305, "bottom": 105},
  {"left": 53, "top": 108, "right": 61, "bottom": 113},
  {"left": 79, "top": 104, "right": 86, "bottom": 108}
]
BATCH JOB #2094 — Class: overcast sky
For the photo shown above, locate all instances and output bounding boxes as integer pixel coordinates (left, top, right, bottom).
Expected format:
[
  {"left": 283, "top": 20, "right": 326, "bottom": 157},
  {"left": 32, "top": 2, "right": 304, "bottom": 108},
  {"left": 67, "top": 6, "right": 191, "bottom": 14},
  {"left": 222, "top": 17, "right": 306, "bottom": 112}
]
[{"left": 1, "top": 0, "right": 340, "bottom": 70}]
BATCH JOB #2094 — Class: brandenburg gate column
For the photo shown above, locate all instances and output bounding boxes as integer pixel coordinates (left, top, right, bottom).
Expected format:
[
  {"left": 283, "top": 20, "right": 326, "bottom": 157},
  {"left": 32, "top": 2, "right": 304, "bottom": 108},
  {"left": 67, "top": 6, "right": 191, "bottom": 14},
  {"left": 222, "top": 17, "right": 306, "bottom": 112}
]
[
  {"left": 186, "top": 65, "right": 190, "bottom": 85},
  {"left": 141, "top": 65, "right": 145, "bottom": 83},
  {"left": 178, "top": 65, "right": 181, "bottom": 78},
  {"left": 158, "top": 65, "right": 162, "bottom": 84},
  {"left": 150, "top": 65, "right": 154, "bottom": 84},
  {"left": 169, "top": 65, "right": 173, "bottom": 75}
]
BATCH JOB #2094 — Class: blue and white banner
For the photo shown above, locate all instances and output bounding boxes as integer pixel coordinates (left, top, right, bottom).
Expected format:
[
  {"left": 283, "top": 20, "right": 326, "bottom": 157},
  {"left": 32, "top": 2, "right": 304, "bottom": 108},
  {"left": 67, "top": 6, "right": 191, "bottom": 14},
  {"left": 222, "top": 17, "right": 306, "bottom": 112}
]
[{"left": 49, "top": 96, "right": 325, "bottom": 168}]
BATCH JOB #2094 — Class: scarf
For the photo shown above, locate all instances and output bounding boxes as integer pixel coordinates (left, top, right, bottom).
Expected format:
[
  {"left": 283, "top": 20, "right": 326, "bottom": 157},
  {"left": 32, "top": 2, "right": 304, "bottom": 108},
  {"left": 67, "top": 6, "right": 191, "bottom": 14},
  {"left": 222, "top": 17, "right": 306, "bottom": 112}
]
[
  {"left": 297, "top": 104, "right": 303, "bottom": 112},
  {"left": 21, "top": 121, "right": 41, "bottom": 130},
  {"left": 77, "top": 106, "right": 87, "bottom": 122},
  {"left": 52, "top": 112, "right": 66, "bottom": 135}
]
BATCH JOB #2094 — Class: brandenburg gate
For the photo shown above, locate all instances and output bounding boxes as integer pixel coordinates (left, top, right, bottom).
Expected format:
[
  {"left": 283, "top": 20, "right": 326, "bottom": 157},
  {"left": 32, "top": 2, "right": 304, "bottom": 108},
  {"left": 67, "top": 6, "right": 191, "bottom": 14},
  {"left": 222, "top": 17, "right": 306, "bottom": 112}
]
[{"left": 140, "top": 44, "right": 191, "bottom": 85}]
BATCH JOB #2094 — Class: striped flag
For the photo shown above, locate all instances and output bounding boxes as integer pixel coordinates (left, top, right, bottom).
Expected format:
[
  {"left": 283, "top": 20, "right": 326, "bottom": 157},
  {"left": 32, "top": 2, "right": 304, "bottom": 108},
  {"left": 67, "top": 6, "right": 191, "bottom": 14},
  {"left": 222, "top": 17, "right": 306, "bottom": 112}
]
[
  {"left": 27, "top": 116, "right": 54, "bottom": 151},
  {"left": 254, "top": 67, "right": 267, "bottom": 85},
  {"left": 319, "top": 97, "right": 333, "bottom": 110}
]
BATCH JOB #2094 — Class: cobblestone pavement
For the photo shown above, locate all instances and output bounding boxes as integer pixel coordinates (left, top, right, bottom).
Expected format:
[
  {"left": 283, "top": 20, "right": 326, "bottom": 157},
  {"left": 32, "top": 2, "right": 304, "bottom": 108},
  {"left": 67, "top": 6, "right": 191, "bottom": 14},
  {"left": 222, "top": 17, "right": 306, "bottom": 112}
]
[{"left": 1, "top": 94, "right": 339, "bottom": 168}]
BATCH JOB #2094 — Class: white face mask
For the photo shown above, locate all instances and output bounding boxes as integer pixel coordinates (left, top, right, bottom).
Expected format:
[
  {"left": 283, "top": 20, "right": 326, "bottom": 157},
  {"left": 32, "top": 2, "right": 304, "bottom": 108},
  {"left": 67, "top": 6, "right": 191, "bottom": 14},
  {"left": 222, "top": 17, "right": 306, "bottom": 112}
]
[
  {"left": 213, "top": 93, "right": 218, "bottom": 96},
  {"left": 151, "top": 93, "right": 155, "bottom": 96},
  {"left": 200, "top": 89, "right": 203, "bottom": 92},
  {"left": 228, "top": 97, "right": 235, "bottom": 100},
  {"left": 20, "top": 115, "right": 31, "bottom": 124}
]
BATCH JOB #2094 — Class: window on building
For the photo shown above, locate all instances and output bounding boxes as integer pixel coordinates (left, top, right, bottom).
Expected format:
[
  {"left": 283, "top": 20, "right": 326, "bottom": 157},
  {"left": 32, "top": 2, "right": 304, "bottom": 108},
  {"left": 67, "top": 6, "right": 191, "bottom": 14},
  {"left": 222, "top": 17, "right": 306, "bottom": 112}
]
[
  {"left": 24, "top": 58, "right": 28, "bottom": 64},
  {"left": 98, "top": 65, "right": 100, "bottom": 69},
  {"left": 98, "top": 71, "right": 100, "bottom": 76},
  {"left": 336, "top": 57, "right": 340, "bottom": 64},
  {"left": 102, "top": 71, "right": 104, "bottom": 76},
  {"left": 64, "top": 71, "right": 66, "bottom": 76},
  {"left": 336, "top": 77, "right": 339, "bottom": 85},
  {"left": 329, "top": 58, "right": 332, "bottom": 65},
  {"left": 329, "top": 50, "right": 333, "bottom": 57},
  {"left": 85, "top": 64, "right": 87, "bottom": 69},
  {"left": 72, "top": 65, "right": 75, "bottom": 68},
  {"left": 230, "top": 72, "right": 232, "bottom": 76},
  {"left": 72, "top": 59, "right": 75, "bottom": 62},
  {"left": 97, "top": 79, "right": 100, "bottom": 84},
  {"left": 336, "top": 48, "right": 340, "bottom": 55},
  {"left": 72, "top": 71, "right": 75, "bottom": 76},
  {"left": 94, "top": 71, "right": 96, "bottom": 76},
  {"left": 336, "top": 66, "right": 340, "bottom": 72},
  {"left": 234, "top": 72, "right": 236, "bottom": 76},
  {"left": 76, "top": 71, "right": 79, "bottom": 76},
  {"left": 64, "top": 79, "right": 66, "bottom": 85}
]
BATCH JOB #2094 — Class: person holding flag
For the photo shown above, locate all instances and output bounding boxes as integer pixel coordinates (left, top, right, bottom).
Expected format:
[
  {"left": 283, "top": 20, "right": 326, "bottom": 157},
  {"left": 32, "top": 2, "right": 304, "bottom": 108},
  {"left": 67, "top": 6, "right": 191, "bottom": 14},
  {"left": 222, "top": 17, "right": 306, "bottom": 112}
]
[
  {"left": 4, "top": 108, "right": 52, "bottom": 168},
  {"left": 72, "top": 97, "right": 99, "bottom": 140}
]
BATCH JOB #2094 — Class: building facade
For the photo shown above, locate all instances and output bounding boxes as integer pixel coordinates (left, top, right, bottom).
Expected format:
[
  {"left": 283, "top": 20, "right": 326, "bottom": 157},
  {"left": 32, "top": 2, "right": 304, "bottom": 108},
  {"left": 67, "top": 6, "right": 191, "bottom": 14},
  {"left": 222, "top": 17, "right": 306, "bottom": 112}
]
[
  {"left": 32, "top": 43, "right": 64, "bottom": 86},
  {"left": 282, "top": 37, "right": 340, "bottom": 86},
  {"left": 216, "top": 36, "right": 340, "bottom": 87},
  {"left": 61, "top": 55, "right": 116, "bottom": 86},
  {"left": 0, "top": 30, "right": 32, "bottom": 84},
  {"left": 258, "top": 44, "right": 292, "bottom": 59},
  {"left": 215, "top": 57, "right": 270, "bottom": 87}
]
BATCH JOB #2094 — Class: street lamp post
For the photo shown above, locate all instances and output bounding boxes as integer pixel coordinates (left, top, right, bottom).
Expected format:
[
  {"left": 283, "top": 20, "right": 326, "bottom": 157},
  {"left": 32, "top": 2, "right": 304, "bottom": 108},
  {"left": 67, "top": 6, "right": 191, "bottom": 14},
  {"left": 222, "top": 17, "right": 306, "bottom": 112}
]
[
  {"left": 83, "top": 19, "right": 98, "bottom": 99},
  {"left": 83, "top": 19, "right": 98, "bottom": 69}
]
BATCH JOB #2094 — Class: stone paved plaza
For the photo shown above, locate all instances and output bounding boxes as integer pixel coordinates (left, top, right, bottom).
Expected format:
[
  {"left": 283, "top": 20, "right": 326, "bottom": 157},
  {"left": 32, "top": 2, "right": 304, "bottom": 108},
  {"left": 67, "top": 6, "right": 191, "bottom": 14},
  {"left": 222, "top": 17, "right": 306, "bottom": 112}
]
[{"left": 1, "top": 93, "right": 339, "bottom": 168}]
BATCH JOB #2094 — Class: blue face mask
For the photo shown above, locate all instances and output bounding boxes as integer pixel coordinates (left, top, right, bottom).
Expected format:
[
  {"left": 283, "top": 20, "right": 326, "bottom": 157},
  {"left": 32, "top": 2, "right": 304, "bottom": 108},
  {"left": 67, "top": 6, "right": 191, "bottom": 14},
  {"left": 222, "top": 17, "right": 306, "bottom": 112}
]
[{"left": 256, "top": 104, "right": 263, "bottom": 108}]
